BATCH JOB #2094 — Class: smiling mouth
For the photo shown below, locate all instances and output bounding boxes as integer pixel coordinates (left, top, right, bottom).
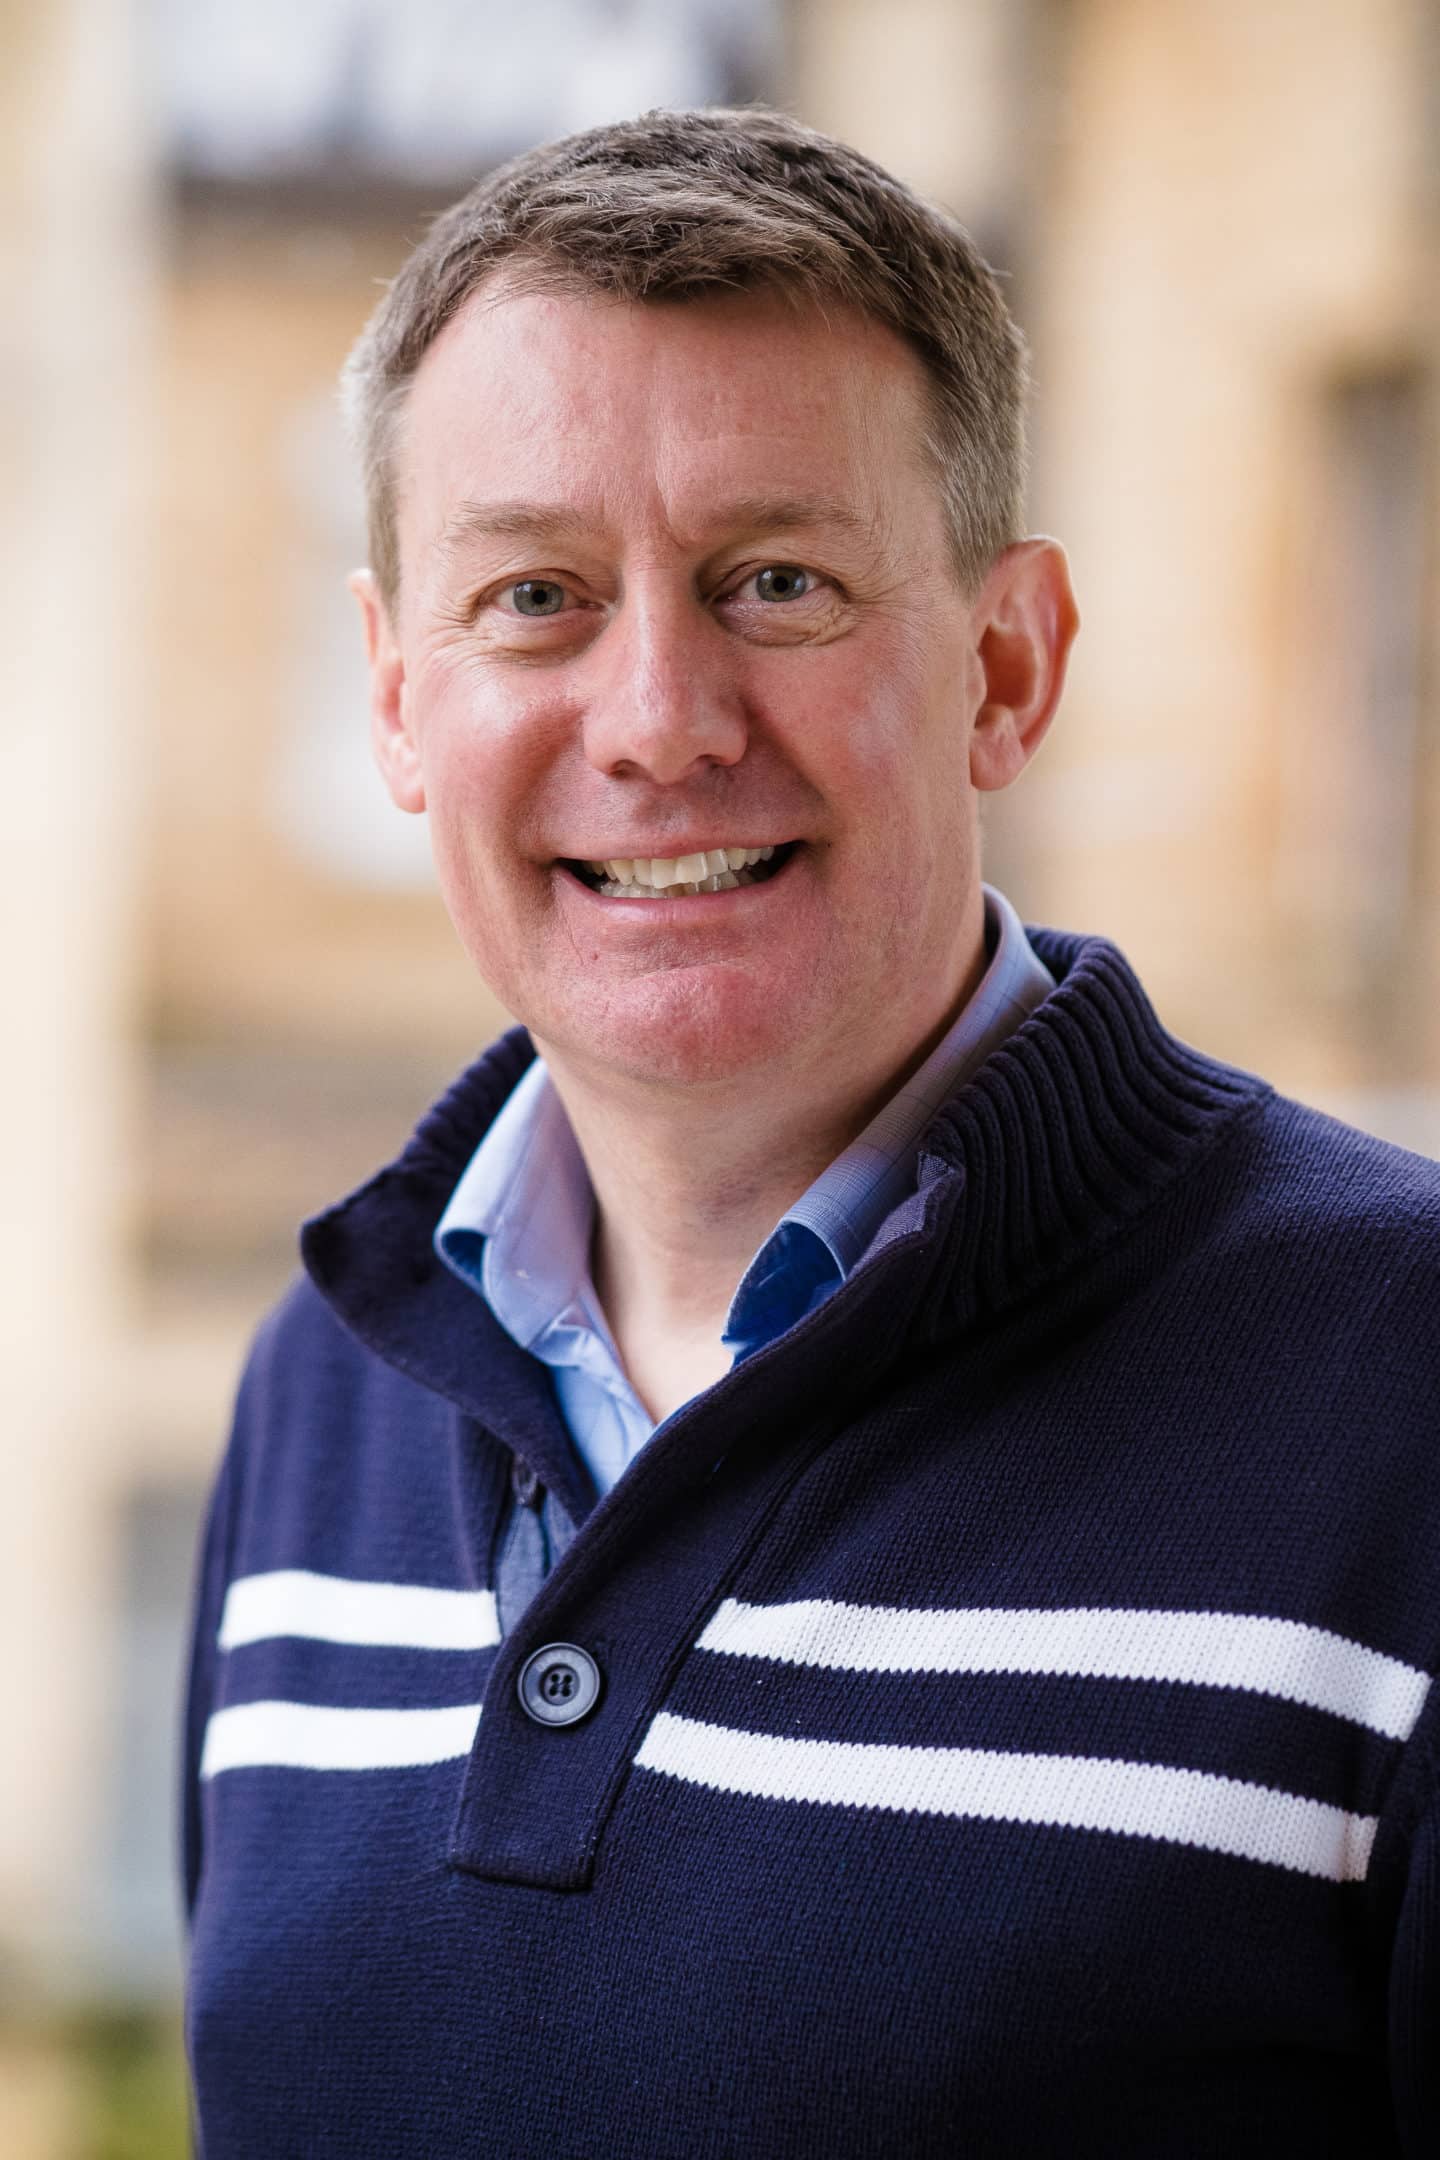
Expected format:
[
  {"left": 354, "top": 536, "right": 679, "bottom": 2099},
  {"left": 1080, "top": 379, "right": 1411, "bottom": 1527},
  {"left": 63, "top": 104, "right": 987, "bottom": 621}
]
[{"left": 560, "top": 841, "right": 801, "bottom": 898}]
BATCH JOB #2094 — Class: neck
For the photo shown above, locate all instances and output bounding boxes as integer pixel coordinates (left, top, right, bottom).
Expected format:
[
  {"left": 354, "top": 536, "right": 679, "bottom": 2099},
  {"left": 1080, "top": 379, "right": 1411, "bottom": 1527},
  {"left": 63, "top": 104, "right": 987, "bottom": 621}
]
[{"left": 533, "top": 903, "right": 989, "bottom": 1416}]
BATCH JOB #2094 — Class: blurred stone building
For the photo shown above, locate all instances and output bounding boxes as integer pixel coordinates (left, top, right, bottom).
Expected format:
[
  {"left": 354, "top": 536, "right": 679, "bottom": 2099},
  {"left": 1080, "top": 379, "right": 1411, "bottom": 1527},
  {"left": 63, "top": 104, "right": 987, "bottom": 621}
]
[{"left": 4, "top": 0, "right": 1437, "bottom": 2108}]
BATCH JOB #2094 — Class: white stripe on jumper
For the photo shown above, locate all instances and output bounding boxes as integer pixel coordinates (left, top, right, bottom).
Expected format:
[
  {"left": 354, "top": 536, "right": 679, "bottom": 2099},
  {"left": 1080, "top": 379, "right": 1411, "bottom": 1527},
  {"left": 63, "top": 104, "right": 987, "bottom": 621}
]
[
  {"left": 634, "top": 1711, "right": 1376, "bottom": 1882},
  {"left": 695, "top": 1598, "right": 1430, "bottom": 1742},
  {"left": 217, "top": 1570, "right": 499, "bottom": 1653},
  {"left": 199, "top": 1699, "right": 482, "bottom": 1777}
]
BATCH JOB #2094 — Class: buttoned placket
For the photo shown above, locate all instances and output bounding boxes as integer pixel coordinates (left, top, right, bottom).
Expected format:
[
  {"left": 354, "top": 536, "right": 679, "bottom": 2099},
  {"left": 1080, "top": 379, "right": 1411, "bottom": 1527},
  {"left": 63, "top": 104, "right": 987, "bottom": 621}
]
[{"left": 446, "top": 1162, "right": 964, "bottom": 1893}]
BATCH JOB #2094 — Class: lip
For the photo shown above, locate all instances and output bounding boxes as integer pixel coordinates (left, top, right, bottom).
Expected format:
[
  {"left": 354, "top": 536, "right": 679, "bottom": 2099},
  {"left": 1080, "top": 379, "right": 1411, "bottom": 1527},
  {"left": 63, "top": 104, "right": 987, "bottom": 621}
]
[{"left": 555, "top": 840, "right": 796, "bottom": 866}]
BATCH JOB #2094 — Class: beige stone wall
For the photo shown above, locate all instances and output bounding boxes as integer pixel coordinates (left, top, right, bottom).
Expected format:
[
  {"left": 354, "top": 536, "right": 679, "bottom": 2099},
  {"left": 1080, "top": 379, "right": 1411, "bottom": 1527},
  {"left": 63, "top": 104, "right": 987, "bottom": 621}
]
[
  {"left": 143, "top": 218, "right": 505, "bottom": 1059},
  {"left": 795, "top": 0, "right": 1440, "bottom": 1125},
  {"left": 789, "top": 0, "right": 1037, "bottom": 239},
  {"left": 1024, "top": 0, "right": 1438, "bottom": 1098}
]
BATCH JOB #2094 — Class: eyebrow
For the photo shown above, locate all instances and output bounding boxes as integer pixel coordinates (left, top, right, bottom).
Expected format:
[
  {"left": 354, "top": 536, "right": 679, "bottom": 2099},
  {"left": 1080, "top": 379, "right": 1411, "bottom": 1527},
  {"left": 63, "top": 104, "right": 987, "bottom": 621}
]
[{"left": 434, "top": 491, "right": 880, "bottom": 561}]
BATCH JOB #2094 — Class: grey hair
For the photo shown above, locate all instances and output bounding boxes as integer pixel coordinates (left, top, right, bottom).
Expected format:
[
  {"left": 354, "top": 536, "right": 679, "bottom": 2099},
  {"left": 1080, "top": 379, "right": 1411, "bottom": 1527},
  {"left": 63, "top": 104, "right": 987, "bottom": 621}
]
[{"left": 340, "top": 105, "right": 1029, "bottom": 609}]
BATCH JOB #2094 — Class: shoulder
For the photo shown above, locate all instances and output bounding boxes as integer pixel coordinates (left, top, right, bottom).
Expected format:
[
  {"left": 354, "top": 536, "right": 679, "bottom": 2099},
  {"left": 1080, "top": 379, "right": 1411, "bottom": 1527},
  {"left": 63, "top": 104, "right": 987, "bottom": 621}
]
[
  {"left": 1173, "top": 1089, "right": 1440, "bottom": 1412},
  {"left": 1218, "top": 1088, "right": 1440, "bottom": 1260},
  {"left": 242, "top": 1269, "right": 356, "bottom": 1377},
  {"left": 235, "top": 1272, "right": 387, "bottom": 1421},
  {"left": 228, "top": 1272, "right": 455, "bottom": 1493},
  {"left": 241, "top": 1268, "right": 454, "bottom": 1390}
]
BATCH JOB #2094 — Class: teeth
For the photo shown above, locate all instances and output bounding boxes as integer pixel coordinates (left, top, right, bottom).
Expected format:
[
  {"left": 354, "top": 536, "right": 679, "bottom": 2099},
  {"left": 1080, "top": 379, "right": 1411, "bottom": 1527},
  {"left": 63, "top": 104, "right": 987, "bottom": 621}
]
[
  {"left": 594, "top": 865, "right": 762, "bottom": 899},
  {"left": 580, "top": 841, "right": 790, "bottom": 897}
]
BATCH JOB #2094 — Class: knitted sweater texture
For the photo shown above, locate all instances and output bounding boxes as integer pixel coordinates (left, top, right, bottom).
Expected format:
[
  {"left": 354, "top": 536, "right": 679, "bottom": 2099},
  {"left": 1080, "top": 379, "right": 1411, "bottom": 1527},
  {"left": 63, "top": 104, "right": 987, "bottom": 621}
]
[{"left": 181, "top": 928, "right": 1440, "bottom": 2158}]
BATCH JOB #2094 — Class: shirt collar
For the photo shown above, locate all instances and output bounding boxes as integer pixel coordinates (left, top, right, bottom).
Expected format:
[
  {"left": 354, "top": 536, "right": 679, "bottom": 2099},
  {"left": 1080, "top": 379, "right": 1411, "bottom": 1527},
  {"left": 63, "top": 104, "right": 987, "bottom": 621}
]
[
  {"left": 434, "top": 1052, "right": 598, "bottom": 1355},
  {"left": 435, "top": 883, "right": 1053, "bottom": 1361},
  {"left": 768, "top": 883, "right": 1053, "bottom": 1279},
  {"left": 720, "top": 883, "right": 1053, "bottom": 1348}
]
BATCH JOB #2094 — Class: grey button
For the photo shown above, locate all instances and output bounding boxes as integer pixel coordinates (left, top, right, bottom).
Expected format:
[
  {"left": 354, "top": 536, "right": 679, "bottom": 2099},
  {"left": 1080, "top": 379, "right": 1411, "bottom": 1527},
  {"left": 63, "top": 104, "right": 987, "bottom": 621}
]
[{"left": 517, "top": 1642, "right": 602, "bottom": 1727}]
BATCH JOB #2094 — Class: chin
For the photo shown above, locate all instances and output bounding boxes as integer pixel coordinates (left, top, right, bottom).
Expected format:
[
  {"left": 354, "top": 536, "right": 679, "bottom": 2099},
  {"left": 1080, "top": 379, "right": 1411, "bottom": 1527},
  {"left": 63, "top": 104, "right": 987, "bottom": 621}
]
[{"left": 528, "top": 967, "right": 804, "bottom": 1092}]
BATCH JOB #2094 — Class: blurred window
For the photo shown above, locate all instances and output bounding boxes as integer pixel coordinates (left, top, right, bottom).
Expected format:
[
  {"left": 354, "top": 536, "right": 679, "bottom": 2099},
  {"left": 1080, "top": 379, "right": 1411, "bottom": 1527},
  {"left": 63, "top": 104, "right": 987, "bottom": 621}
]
[
  {"left": 149, "top": 0, "right": 778, "bottom": 191},
  {"left": 272, "top": 391, "right": 437, "bottom": 888},
  {"left": 1277, "top": 362, "right": 1433, "bottom": 1026},
  {"left": 1327, "top": 368, "right": 1431, "bottom": 961}
]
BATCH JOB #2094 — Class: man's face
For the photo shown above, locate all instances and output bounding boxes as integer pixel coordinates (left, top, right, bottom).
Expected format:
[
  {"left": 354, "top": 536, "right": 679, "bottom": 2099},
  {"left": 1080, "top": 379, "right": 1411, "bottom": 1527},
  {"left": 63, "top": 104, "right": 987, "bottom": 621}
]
[{"left": 365, "top": 279, "right": 997, "bottom": 1098}]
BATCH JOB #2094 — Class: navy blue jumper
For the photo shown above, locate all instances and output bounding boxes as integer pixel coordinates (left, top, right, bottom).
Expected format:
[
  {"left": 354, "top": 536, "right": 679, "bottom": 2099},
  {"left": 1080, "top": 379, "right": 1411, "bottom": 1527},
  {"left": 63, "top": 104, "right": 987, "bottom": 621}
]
[{"left": 181, "top": 927, "right": 1440, "bottom": 2158}]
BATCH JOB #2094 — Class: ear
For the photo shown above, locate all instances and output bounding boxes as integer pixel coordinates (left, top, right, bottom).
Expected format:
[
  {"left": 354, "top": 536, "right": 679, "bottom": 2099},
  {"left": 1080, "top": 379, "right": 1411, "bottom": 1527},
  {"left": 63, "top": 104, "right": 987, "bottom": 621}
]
[
  {"left": 967, "top": 538, "right": 1079, "bottom": 793},
  {"left": 349, "top": 567, "right": 425, "bottom": 814}
]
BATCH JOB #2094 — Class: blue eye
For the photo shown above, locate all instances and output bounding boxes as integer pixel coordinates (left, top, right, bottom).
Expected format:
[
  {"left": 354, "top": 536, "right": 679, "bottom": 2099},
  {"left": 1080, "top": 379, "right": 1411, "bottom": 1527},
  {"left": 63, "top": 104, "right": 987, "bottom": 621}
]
[
  {"left": 509, "top": 579, "right": 567, "bottom": 616},
  {"left": 755, "top": 565, "right": 810, "bottom": 602}
]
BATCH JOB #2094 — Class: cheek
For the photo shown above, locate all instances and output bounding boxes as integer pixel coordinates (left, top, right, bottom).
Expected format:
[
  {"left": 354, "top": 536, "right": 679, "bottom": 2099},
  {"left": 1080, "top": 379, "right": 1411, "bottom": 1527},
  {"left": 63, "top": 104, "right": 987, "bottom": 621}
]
[
  {"left": 799, "top": 634, "right": 969, "bottom": 838},
  {"left": 420, "top": 765, "right": 500, "bottom": 929},
  {"left": 408, "top": 661, "right": 563, "bottom": 864},
  {"left": 408, "top": 724, "right": 525, "bottom": 949}
]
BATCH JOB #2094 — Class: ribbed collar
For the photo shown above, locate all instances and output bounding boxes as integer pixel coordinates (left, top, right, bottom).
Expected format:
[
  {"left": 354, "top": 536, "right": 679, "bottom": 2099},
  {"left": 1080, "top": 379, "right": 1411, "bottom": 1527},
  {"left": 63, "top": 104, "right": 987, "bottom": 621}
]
[{"left": 300, "top": 927, "right": 1269, "bottom": 1399}]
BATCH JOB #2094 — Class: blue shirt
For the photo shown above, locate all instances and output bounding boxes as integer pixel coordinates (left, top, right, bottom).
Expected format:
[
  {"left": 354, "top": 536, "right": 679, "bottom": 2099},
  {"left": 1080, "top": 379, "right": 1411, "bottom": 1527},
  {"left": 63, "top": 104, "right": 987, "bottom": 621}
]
[{"left": 435, "top": 884, "right": 1053, "bottom": 1497}]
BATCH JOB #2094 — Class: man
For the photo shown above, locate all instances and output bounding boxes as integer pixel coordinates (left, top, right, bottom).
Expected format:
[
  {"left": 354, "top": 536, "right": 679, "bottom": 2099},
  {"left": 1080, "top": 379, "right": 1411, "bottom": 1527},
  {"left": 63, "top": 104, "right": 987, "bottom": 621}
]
[{"left": 180, "top": 107, "right": 1440, "bottom": 2157}]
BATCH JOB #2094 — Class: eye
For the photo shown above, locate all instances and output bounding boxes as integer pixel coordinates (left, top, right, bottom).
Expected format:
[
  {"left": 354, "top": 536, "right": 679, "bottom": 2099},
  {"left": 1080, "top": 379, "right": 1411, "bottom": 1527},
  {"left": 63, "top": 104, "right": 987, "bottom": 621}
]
[
  {"left": 502, "top": 578, "right": 569, "bottom": 617},
  {"left": 714, "top": 561, "right": 843, "bottom": 643},
  {"left": 753, "top": 564, "right": 811, "bottom": 603}
]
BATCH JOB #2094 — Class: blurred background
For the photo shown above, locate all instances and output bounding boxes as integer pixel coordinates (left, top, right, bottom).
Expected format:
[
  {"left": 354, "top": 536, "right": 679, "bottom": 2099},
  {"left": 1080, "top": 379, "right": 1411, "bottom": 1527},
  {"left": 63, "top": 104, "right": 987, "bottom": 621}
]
[{"left": 3, "top": 0, "right": 1437, "bottom": 2149}]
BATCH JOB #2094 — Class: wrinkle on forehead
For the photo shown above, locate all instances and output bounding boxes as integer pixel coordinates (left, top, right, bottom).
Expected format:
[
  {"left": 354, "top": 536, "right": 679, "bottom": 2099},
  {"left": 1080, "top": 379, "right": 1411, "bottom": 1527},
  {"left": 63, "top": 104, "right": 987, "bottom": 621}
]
[
  {"left": 434, "top": 489, "right": 895, "bottom": 567},
  {"left": 398, "top": 284, "right": 937, "bottom": 591}
]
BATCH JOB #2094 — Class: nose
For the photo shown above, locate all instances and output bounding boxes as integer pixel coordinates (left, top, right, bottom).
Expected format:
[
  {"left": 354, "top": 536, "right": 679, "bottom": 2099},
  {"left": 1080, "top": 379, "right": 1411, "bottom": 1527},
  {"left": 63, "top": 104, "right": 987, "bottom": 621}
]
[{"left": 580, "top": 587, "right": 748, "bottom": 784}]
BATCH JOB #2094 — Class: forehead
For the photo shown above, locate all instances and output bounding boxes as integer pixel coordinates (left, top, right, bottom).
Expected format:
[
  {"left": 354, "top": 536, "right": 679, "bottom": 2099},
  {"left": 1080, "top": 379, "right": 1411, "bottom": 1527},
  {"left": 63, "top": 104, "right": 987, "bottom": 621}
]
[{"left": 395, "top": 279, "right": 936, "bottom": 565}]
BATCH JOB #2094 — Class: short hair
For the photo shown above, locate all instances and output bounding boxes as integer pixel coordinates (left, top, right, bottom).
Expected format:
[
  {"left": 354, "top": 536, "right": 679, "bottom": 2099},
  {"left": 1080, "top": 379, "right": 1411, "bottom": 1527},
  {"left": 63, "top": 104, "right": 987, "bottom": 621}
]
[{"left": 341, "top": 104, "right": 1029, "bottom": 609}]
